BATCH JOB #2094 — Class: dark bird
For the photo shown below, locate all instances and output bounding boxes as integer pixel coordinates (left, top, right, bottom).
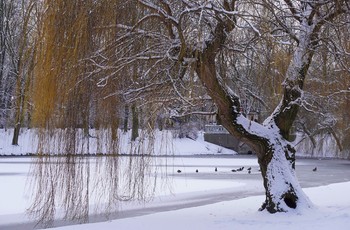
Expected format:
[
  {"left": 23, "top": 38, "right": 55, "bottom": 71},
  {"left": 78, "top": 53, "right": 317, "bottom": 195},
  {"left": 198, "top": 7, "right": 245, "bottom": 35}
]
[
  {"left": 312, "top": 167, "right": 317, "bottom": 172},
  {"left": 177, "top": 170, "right": 182, "bottom": 173},
  {"left": 231, "top": 169, "right": 236, "bottom": 172},
  {"left": 215, "top": 167, "right": 218, "bottom": 172},
  {"left": 196, "top": 169, "right": 199, "bottom": 173},
  {"left": 237, "top": 167, "right": 244, "bottom": 172},
  {"left": 247, "top": 167, "right": 252, "bottom": 171},
  {"left": 248, "top": 170, "right": 251, "bottom": 174}
]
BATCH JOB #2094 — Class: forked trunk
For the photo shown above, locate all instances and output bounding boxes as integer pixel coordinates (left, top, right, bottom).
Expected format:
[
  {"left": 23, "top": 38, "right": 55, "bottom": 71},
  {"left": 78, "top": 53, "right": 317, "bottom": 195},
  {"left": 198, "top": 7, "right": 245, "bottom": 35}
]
[{"left": 196, "top": 54, "right": 311, "bottom": 213}]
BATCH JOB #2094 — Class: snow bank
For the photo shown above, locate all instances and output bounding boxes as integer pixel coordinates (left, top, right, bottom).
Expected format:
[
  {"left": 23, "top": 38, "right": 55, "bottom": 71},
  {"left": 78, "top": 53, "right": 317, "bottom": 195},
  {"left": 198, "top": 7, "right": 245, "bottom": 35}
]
[
  {"left": 0, "top": 129, "right": 37, "bottom": 155},
  {"left": 3, "top": 128, "right": 349, "bottom": 159},
  {"left": 0, "top": 129, "right": 236, "bottom": 156}
]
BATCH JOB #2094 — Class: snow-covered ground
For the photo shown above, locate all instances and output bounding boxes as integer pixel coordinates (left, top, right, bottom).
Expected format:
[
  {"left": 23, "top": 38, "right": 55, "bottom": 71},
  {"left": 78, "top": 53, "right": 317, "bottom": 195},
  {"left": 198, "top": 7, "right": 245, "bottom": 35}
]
[
  {"left": 1, "top": 129, "right": 350, "bottom": 230},
  {"left": 53, "top": 182, "right": 350, "bottom": 230},
  {"left": 0, "top": 129, "right": 37, "bottom": 156},
  {"left": 0, "top": 156, "right": 350, "bottom": 230}
]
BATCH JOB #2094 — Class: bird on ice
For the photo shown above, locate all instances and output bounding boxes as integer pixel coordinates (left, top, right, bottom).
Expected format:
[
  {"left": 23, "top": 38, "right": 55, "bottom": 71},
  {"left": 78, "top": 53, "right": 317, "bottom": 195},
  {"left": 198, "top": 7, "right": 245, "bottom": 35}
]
[{"left": 237, "top": 167, "right": 244, "bottom": 171}]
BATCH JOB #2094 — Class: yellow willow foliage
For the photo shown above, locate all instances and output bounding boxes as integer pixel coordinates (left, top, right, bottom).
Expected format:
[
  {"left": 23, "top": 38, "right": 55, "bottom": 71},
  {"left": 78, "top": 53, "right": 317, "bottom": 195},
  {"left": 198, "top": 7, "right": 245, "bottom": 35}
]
[
  {"left": 31, "top": 0, "right": 127, "bottom": 157},
  {"left": 270, "top": 48, "right": 291, "bottom": 94},
  {"left": 32, "top": 0, "right": 118, "bottom": 129},
  {"left": 28, "top": 1, "right": 163, "bottom": 221}
]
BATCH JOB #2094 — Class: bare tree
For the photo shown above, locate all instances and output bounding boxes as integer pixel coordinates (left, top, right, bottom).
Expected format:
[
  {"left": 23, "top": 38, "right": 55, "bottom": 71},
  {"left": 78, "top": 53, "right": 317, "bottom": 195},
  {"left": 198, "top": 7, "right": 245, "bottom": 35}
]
[
  {"left": 11, "top": 0, "right": 37, "bottom": 145},
  {"left": 0, "top": 0, "right": 37, "bottom": 142},
  {"left": 0, "top": 0, "right": 17, "bottom": 129}
]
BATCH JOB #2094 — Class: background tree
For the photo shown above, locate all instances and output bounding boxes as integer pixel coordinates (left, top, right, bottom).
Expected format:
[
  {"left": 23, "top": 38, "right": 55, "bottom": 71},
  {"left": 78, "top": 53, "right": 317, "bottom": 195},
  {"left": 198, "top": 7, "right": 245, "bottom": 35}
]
[
  {"left": 11, "top": 0, "right": 37, "bottom": 145},
  {"left": 0, "top": 0, "right": 9, "bottom": 128},
  {"left": 0, "top": 0, "right": 18, "bottom": 129},
  {"left": 0, "top": 0, "right": 36, "bottom": 145},
  {"left": 294, "top": 9, "right": 350, "bottom": 158}
]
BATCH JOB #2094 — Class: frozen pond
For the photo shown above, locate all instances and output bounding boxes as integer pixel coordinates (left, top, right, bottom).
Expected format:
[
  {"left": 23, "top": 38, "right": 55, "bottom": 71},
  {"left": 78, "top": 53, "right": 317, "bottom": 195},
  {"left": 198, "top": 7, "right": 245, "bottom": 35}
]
[{"left": 0, "top": 155, "right": 350, "bottom": 229}]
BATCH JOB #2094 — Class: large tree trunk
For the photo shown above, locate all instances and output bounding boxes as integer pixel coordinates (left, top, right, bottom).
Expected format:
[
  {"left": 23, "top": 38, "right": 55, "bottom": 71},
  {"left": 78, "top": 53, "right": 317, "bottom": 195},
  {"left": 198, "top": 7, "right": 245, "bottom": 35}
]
[
  {"left": 195, "top": 52, "right": 312, "bottom": 212},
  {"left": 257, "top": 138, "right": 310, "bottom": 212}
]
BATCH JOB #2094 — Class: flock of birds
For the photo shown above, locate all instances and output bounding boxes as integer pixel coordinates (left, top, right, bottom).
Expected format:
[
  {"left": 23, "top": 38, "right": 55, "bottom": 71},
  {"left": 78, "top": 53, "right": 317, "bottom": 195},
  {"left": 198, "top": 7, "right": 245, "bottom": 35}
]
[
  {"left": 176, "top": 166, "right": 254, "bottom": 174},
  {"left": 177, "top": 166, "right": 318, "bottom": 173}
]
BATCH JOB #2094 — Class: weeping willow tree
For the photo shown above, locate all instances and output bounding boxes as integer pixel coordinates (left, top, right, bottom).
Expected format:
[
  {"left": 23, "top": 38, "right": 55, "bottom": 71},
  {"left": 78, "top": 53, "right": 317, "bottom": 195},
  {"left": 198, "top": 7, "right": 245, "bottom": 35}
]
[
  {"left": 32, "top": 0, "right": 188, "bottom": 151},
  {"left": 28, "top": 0, "right": 175, "bottom": 226}
]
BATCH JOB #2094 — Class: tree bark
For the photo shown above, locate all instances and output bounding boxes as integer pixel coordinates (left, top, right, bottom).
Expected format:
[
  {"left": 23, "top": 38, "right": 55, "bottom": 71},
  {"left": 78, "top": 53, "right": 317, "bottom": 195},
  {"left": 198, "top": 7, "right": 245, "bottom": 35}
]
[
  {"left": 195, "top": 50, "right": 311, "bottom": 212},
  {"left": 131, "top": 104, "right": 139, "bottom": 141},
  {"left": 123, "top": 104, "right": 129, "bottom": 133},
  {"left": 257, "top": 140, "right": 310, "bottom": 212},
  {"left": 11, "top": 67, "right": 24, "bottom": 146}
]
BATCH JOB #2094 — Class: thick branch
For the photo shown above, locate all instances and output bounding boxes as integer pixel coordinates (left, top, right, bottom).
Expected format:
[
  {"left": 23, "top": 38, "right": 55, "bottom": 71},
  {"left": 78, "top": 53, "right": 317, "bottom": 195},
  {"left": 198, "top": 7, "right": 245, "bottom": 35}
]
[{"left": 270, "top": 1, "right": 348, "bottom": 139}]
